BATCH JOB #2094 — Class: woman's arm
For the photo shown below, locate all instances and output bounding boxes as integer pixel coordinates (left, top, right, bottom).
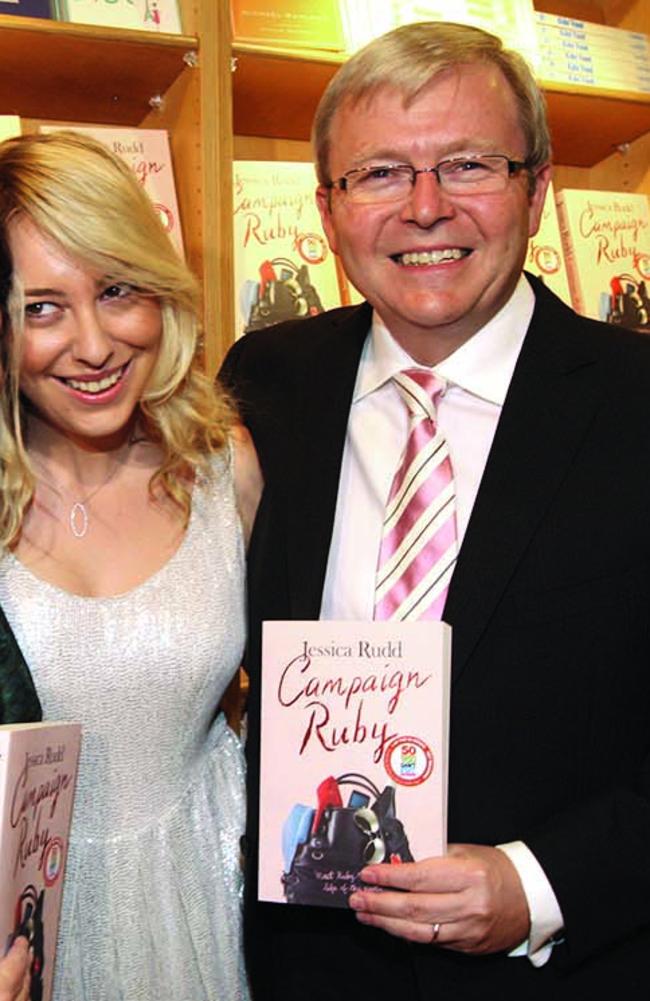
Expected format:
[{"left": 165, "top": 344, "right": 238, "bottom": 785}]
[{"left": 231, "top": 424, "right": 263, "bottom": 548}]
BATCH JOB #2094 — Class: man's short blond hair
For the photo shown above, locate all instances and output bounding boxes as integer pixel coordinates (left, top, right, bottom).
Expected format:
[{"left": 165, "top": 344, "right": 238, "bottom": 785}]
[{"left": 312, "top": 21, "right": 551, "bottom": 185}]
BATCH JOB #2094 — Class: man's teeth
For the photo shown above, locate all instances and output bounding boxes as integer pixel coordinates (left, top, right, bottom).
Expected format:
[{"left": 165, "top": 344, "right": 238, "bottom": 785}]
[
  {"left": 399, "top": 249, "right": 466, "bottom": 265},
  {"left": 65, "top": 368, "right": 124, "bottom": 394}
]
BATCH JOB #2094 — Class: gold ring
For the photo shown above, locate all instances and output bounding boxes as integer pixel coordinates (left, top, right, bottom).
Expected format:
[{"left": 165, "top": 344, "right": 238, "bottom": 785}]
[{"left": 430, "top": 922, "right": 441, "bottom": 943}]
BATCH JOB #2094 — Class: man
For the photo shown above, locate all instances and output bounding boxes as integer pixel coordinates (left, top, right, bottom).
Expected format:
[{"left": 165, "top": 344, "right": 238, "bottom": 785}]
[{"left": 221, "top": 21, "right": 650, "bottom": 1000}]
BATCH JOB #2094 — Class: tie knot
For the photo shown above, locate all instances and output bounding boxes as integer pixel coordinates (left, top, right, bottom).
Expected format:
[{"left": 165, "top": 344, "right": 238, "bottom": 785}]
[{"left": 393, "top": 368, "right": 446, "bottom": 421}]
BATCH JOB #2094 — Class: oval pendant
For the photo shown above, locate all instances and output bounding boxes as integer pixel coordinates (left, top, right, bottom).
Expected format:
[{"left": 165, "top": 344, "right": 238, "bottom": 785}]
[{"left": 70, "top": 502, "right": 89, "bottom": 539}]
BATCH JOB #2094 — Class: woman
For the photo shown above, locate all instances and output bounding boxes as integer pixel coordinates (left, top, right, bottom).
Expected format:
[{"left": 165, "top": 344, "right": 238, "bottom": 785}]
[{"left": 0, "top": 132, "right": 261, "bottom": 1000}]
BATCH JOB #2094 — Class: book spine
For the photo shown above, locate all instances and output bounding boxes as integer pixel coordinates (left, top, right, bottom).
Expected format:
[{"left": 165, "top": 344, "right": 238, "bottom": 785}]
[
  {"left": 535, "top": 11, "right": 647, "bottom": 43},
  {"left": 555, "top": 193, "right": 584, "bottom": 316}
]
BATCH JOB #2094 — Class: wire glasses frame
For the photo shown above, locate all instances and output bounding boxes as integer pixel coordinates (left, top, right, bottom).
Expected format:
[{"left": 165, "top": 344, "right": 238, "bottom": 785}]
[{"left": 326, "top": 154, "right": 531, "bottom": 204}]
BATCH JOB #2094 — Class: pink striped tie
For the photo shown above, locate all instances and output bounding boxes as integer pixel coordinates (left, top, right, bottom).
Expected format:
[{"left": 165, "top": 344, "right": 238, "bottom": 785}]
[{"left": 374, "top": 369, "right": 458, "bottom": 621}]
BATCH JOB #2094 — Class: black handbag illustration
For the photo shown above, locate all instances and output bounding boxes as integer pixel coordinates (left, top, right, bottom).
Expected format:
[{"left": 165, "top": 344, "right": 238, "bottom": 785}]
[
  {"left": 281, "top": 773, "right": 413, "bottom": 907},
  {"left": 602, "top": 274, "right": 650, "bottom": 330},
  {"left": 241, "top": 257, "right": 325, "bottom": 332}
]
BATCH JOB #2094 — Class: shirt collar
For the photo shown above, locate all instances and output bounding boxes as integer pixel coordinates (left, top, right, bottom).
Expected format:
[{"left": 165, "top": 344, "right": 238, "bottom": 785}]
[{"left": 354, "top": 274, "right": 534, "bottom": 407}]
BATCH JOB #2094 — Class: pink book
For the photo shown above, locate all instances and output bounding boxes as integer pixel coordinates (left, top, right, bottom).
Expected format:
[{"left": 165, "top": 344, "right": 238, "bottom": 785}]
[
  {"left": 233, "top": 160, "right": 345, "bottom": 337},
  {"left": 555, "top": 187, "right": 650, "bottom": 331},
  {"left": 259, "top": 620, "right": 451, "bottom": 907},
  {"left": 40, "top": 125, "right": 185, "bottom": 258},
  {"left": 0, "top": 722, "right": 81, "bottom": 1001}
]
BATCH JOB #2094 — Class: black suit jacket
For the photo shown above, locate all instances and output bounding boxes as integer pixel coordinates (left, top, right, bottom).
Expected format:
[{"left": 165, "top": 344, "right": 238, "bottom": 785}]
[
  {"left": 221, "top": 275, "right": 650, "bottom": 1000},
  {"left": 0, "top": 603, "right": 41, "bottom": 724}
]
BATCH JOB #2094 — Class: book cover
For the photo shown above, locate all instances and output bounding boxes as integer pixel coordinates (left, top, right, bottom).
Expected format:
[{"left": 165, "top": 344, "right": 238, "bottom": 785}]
[
  {"left": 53, "top": 0, "right": 181, "bottom": 33},
  {"left": 231, "top": 0, "right": 344, "bottom": 51},
  {"left": 0, "top": 0, "right": 52, "bottom": 16},
  {"left": 0, "top": 722, "right": 81, "bottom": 1001},
  {"left": 555, "top": 187, "right": 650, "bottom": 331},
  {"left": 259, "top": 620, "right": 451, "bottom": 907},
  {"left": 40, "top": 125, "right": 184, "bottom": 257},
  {"left": 526, "top": 180, "right": 572, "bottom": 306},
  {"left": 233, "top": 160, "right": 344, "bottom": 337}
]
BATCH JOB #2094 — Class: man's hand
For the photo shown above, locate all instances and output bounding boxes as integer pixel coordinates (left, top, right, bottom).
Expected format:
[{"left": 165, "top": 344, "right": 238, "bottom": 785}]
[
  {"left": 0, "top": 938, "right": 30, "bottom": 1001},
  {"left": 349, "top": 844, "right": 530, "bottom": 955}
]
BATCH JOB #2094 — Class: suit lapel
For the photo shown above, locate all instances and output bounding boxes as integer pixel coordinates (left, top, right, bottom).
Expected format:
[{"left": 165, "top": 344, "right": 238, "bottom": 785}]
[
  {"left": 287, "top": 304, "right": 371, "bottom": 618},
  {"left": 444, "top": 286, "right": 610, "bottom": 680}
]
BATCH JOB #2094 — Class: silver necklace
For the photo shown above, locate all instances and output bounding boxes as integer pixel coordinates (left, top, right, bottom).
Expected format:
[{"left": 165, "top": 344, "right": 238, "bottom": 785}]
[
  {"left": 68, "top": 460, "right": 123, "bottom": 539},
  {"left": 31, "top": 426, "right": 143, "bottom": 539},
  {"left": 34, "top": 449, "right": 131, "bottom": 540}
]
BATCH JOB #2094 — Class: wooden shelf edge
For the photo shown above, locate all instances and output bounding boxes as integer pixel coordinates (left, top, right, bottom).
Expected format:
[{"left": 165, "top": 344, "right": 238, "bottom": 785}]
[
  {"left": 540, "top": 77, "right": 650, "bottom": 105},
  {"left": 232, "top": 46, "right": 650, "bottom": 167},
  {"left": 233, "top": 41, "right": 344, "bottom": 65},
  {"left": 232, "top": 44, "right": 650, "bottom": 105}
]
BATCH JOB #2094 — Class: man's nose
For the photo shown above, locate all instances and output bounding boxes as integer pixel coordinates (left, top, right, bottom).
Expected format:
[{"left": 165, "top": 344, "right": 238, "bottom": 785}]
[{"left": 399, "top": 169, "right": 456, "bottom": 227}]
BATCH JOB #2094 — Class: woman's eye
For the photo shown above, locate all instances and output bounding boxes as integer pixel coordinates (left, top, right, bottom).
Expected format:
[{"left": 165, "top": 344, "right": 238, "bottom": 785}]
[
  {"left": 25, "top": 301, "right": 57, "bottom": 318},
  {"left": 101, "top": 283, "right": 132, "bottom": 301}
]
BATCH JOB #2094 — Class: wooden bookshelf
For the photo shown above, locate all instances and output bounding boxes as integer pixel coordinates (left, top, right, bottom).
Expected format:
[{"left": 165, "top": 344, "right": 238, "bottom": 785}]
[
  {"left": 0, "top": 2, "right": 237, "bottom": 376},
  {"left": 0, "top": 17, "right": 195, "bottom": 124},
  {"left": 231, "top": 44, "right": 650, "bottom": 168},
  {"left": 0, "top": 0, "right": 648, "bottom": 372}
]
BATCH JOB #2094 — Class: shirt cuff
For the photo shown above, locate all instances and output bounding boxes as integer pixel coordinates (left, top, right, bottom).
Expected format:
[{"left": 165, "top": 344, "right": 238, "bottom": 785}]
[{"left": 496, "top": 840, "right": 564, "bottom": 967}]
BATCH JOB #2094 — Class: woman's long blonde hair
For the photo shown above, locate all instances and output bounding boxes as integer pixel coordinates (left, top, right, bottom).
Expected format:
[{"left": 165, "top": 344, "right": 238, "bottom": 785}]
[{"left": 0, "top": 130, "right": 234, "bottom": 548}]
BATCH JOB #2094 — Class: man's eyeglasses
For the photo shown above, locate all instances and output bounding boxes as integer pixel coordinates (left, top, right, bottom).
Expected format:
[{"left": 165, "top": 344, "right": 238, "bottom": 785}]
[{"left": 326, "top": 154, "right": 530, "bottom": 204}]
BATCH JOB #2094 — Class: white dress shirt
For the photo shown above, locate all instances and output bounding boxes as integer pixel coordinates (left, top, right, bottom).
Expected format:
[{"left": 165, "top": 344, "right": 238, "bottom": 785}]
[{"left": 320, "top": 274, "right": 563, "bottom": 965}]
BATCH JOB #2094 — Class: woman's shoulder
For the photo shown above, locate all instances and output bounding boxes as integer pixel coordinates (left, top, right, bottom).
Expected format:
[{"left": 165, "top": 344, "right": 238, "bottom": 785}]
[
  {"left": 196, "top": 428, "right": 261, "bottom": 549},
  {"left": 229, "top": 425, "right": 263, "bottom": 548}
]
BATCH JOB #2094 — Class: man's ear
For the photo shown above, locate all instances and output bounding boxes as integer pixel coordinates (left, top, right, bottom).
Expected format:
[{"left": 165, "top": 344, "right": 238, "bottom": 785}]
[
  {"left": 528, "top": 163, "right": 553, "bottom": 239},
  {"left": 316, "top": 185, "right": 339, "bottom": 256}
]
